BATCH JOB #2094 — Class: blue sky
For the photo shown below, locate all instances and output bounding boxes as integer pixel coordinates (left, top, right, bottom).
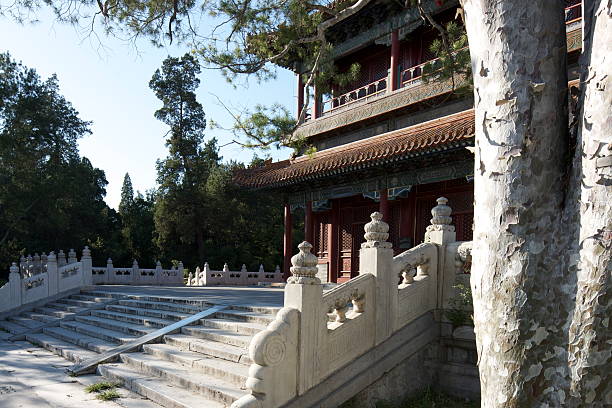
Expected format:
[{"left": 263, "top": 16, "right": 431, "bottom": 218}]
[{"left": 1, "top": 9, "right": 294, "bottom": 209}]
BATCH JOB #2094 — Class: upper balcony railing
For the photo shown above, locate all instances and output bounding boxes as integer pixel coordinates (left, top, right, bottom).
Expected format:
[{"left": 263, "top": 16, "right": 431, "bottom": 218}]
[
  {"left": 309, "top": 3, "right": 582, "bottom": 121},
  {"left": 322, "top": 77, "right": 387, "bottom": 115}
]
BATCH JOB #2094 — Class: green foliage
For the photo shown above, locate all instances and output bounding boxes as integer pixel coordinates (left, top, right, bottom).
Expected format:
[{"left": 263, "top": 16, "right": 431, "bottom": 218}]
[
  {"left": 96, "top": 390, "right": 121, "bottom": 401},
  {"left": 0, "top": 52, "right": 122, "bottom": 274},
  {"left": 421, "top": 21, "right": 471, "bottom": 93},
  {"left": 85, "top": 381, "right": 119, "bottom": 393},
  {"left": 118, "top": 173, "right": 134, "bottom": 216},
  {"left": 150, "top": 55, "right": 283, "bottom": 270},
  {"left": 445, "top": 282, "right": 474, "bottom": 327}
]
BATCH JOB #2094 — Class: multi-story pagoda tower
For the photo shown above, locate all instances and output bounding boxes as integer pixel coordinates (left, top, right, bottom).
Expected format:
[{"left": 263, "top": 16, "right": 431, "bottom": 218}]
[{"left": 235, "top": 0, "right": 583, "bottom": 283}]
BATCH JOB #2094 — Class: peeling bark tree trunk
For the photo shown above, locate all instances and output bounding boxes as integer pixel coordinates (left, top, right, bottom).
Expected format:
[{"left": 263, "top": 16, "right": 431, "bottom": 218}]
[
  {"left": 566, "top": 1, "right": 611, "bottom": 405},
  {"left": 462, "top": 0, "right": 611, "bottom": 406}
]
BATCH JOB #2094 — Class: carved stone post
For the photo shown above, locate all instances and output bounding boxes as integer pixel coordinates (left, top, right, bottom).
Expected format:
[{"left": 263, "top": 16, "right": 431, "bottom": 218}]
[
  {"left": 106, "top": 258, "right": 113, "bottom": 284},
  {"left": 33, "top": 253, "right": 41, "bottom": 275},
  {"left": 424, "top": 197, "right": 456, "bottom": 245},
  {"left": 9, "top": 263, "right": 22, "bottom": 309},
  {"left": 81, "top": 246, "right": 92, "bottom": 286},
  {"left": 68, "top": 248, "right": 77, "bottom": 264},
  {"left": 285, "top": 241, "right": 324, "bottom": 394},
  {"left": 359, "top": 212, "right": 396, "bottom": 345},
  {"left": 155, "top": 260, "right": 163, "bottom": 285},
  {"left": 58, "top": 250, "right": 67, "bottom": 268},
  {"left": 424, "top": 197, "right": 457, "bottom": 311},
  {"left": 203, "top": 262, "right": 210, "bottom": 286},
  {"left": 132, "top": 259, "right": 139, "bottom": 284},
  {"left": 194, "top": 266, "right": 201, "bottom": 286},
  {"left": 47, "top": 252, "right": 58, "bottom": 296}
]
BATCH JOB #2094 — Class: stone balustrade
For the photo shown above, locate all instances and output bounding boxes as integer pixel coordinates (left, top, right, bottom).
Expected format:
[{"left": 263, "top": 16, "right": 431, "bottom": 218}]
[
  {"left": 91, "top": 259, "right": 184, "bottom": 286},
  {"left": 232, "top": 198, "right": 472, "bottom": 408},
  {"left": 187, "top": 263, "right": 283, "bottom": 286},
  {"left": 0, "top": 247, "right": 92, "bottom": 314}
]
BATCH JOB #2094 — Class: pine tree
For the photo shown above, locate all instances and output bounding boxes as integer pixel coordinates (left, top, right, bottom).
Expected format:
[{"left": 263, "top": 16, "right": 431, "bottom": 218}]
[{"left": 118, "top": 173, "right": 134, "bottom": 215}]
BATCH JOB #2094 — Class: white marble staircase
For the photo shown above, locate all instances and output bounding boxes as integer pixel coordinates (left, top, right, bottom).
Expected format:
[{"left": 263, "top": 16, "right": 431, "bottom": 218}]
[{"left": 0, "top": 289, "right": 280, "bottom": 408}]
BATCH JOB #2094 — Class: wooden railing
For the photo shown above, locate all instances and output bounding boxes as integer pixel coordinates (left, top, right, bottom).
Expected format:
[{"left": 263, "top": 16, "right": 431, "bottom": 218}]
[
  {"left": 321, "top": 76, "right": 387, "bottom": 115},
  {"left": 305, "top": 2, "right": 582, "bottom": 122},
  {"left": 565, "top": 2, "right": 582, "bottom": 26}
]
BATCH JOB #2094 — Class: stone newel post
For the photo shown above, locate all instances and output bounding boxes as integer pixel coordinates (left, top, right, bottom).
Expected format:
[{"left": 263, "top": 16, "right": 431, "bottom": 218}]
[
  {"left": 47, "top": 252, "right": 59, "bottom": 295},
  {"left": 425, "top": 197, "right": 456, "bottom": 245},
  {"left": 81, "top": 246, "right": 92, "bottom": 286},
  {"left": 106, "top": 258, "right": 114, "bottom": 283},
  {"left": 359, "top": 212, "right": 397, "bottom": 344},
  {"left": 9, "top": 263, "right": 21, "bottom": 309},
  {"left": 284, "top": 241, "right": 323, "bottom": 394},
  {"left": 132, "top": 260, "right": 139, "bottom": 284},
  {"left": 424, "top": 197, "right": 457, "bottom": 310}
]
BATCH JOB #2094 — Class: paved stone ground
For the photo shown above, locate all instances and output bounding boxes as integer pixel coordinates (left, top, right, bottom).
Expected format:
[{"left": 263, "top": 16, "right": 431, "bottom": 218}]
[
  {"left": 88, "top": 285, "right": 285, "bottom": 307},
  {"left": 0, "top": 337, "right": 159, "bottom": 408},
  {"left": 0, "top": 285, "right": 285, "bottom": 407}
]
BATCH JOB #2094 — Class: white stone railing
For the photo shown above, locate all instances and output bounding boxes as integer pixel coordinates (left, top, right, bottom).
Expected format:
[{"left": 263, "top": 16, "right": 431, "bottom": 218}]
[
  {"left": 0, "top": 247, "right": 92, "bottom": 314},
  {"left": 91, "top": 259, "right": 184, "bottom": 286},
  {"left": 187, "top": 263, "right": 283, "bottom": 286},
  {"left": 232, "top": 198, "right": 462, "bottom": 408}
]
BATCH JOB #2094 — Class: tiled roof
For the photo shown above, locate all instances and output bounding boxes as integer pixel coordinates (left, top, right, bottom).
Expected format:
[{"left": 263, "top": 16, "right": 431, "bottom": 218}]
[{"left": 234, "top": 109, "right": 475, "bottom": 189}]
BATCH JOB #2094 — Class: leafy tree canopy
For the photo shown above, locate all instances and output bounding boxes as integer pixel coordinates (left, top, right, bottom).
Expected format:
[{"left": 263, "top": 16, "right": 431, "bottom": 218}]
[{"left": 2, "top": 0, "right": 467, "bottom": 150}]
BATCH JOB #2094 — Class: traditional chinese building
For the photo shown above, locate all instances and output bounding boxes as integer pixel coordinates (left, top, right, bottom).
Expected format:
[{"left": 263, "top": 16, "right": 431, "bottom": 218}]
[{"left": 234, "top": 0, "right": 583, "bottom": 283}]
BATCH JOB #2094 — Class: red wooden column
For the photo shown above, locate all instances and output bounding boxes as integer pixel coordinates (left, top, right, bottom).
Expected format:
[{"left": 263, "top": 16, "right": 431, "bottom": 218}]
[
  {"left": 329, "top": 199, "right": 339, "bottom": 283},
  {"left": 389, "top": 29, "right": 400, "bottom": 91},
  {"left": 283, "top": 203, "right": 293, "bottom": 280},
  {"left": 297, "top": 74, "right": 304, "bottom": 121},
  {"left": 312, "top": 85, "right": 320, "bottom": 119},
  {"left": 379, "top": 188, "right": 390, "bottom": 223},
  {"left": 305, "top": 201, "right": 314, "bottom": 244}
]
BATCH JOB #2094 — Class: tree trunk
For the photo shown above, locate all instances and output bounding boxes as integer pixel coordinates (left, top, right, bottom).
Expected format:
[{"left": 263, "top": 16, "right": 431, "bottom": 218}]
[
  {"left": 462, "top": 0, "right": 611, "bottom": 406},
  {"left": 566, "top": 1, "right": 611, "bottom": 405},
  {"left": 462, "top": 0, "right": 569, "bottom": 406}
]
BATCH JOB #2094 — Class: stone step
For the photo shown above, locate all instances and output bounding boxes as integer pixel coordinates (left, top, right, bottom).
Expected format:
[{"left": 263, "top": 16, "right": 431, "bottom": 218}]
[
  {"left": 124, "top": 294, "right": 211, "bottom": 308},
  {"left": 20, "top": 311, "right": 60, "bottom": 324},
  {"left": 70, "top": 294, "right": 115, "bottom": 302},
  {"left": 163, "top": 335, "right": 251, "bottom": 365},
  {"left": 56, "top": 298, "right": 99, "bottom": 308},
  {"left": 229, "top": 305, "right": 280, "bottom": 315},
  {"left": 91, "top": 309, "right": 175, "bottom": 329},
  {"left": 119, "top": 352, "right": 245, "bottom": 406},
  {"left": 75, "top": 315, "right": 154, "bottom": 337},
  {"left": 8, "top": 316, "right": 44, "bottom": 329},
  {"left": 98, "top": 364, "right": 225, "bottom": 408},
  {"left": 60, "top": 320, "right": 137, "bottom": 344},
  {"left": 143, "top": 343, "right": 249, "bottom": 386},
  {"left": 47, "top": 302, "right": 86, "bottom": 313},
  {"left": 116, "top": 299, "right": 203, "bottom": 314},
  {"left": 34, "top": 306, "right": 76, "bottom": 319},
  {"left": 200, "top": 318, "right": 266, "bottom": 336},
  {"left": 106, "top": 304, "right": 191, "bottom": 321},
  {"left": 26, "top": 332, "right": 97, "bottom": 364},
  {"left": 0, "top": 319, "right": 29, "bottom": 334},
  {"left": 180, "top": 326, "right": 252, "bottom": 349},
  {"left": 214, "top": 309, "right": 275, "bottom": 325},
  {"left": 81, "top": 290, "right": 129, "bottom": 300},
  {"left": 43, "top": 326, "right": 115, "bottom": 354}
]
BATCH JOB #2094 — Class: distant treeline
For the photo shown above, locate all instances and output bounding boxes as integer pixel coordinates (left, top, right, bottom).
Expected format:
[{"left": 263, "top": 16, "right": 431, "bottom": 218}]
[{"left": 0, "top": 52, "right": 286, "bottom": 279}]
